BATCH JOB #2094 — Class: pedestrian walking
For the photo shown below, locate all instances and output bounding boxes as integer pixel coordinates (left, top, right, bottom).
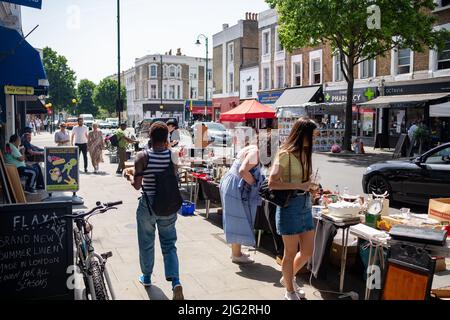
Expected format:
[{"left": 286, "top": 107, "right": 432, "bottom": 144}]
[
  {"left": 54, "top": 123, "right": 71, "bottom": 146},
  {"left": 219, "top": 142, "right": 263, "bottom": 264},
  {"left": 71, "top": 117, "right": 89, "bottom": 173},
  {"left": 115, "top": 122, "right": 137, "bottom": 175},
  {"left": 268, "top": 117, "right": 318, "bottom": 300},
  {"left": 43, "top": 118, "right": 48, "bottom": 132},
  {"left": 29, "top": 118, "right": 36, "bottom": 136},
  {"left": 124, "top": 121, "right": 184, "bottom": 300},
  {"left": 167, "top": 119, "right": 180, "bottom": 148},
  {"left": 88, "top": 123, "right": 104, "bottom": 174},
  {"left": 36, "top": 118, "right": 41, "bottom": 135}
]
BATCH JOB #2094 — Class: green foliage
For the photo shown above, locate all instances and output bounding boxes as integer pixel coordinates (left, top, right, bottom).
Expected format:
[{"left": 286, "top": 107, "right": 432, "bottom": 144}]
[
  {"left": 96, "top": 107, "right": 111, "bottom": 119},
  {"left": 93, "top": 78, "right": 126, "bottom": 115},
  {"left": 42, "top": 47, "right": 77, "bottom": 112},
  {"left": 76, "top": 79, "right": 97, "bottom": 116},
  {"left": 414, "top": 127, "right": 431, "bottom": 141}
]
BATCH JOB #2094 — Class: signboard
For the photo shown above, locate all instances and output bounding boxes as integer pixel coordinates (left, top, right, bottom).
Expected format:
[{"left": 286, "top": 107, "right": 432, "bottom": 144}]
[
  {"left": 258, "top": 90, "right": 284, "bottom": 105},
  {"left": 45, "top": 147, "right": 80, "bottom": 192},
  {"left": 1, "top": 0, "right": 42, "bottom": 9},
  {"left": 324, "top": 87, "right": 378, "bottom": 104},
  {"left": 0, "top": 202, "right": 74, "bottom": 299},
  {"left": 385, "top": 81, "right": 450, "bottom": 96},
  {"left": 4, "top": 86, "right": 34, "bottom": 96}
]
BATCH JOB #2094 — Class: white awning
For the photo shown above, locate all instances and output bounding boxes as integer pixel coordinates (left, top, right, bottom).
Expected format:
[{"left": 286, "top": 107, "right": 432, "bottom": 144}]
[
  {"left": 274, "top": 86, "right": 322, "bottom": 108},
  {"left": 430, "top": 101, "right": 450, "bottom": 117},
  {"left": 359, "top": 93, "right": 450, "bottom": 107}
]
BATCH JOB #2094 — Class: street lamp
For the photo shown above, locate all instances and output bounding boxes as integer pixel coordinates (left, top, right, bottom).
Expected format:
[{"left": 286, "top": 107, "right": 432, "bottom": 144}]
[{"left": 195, "top": 34, "right": 209, "bottom": 120}]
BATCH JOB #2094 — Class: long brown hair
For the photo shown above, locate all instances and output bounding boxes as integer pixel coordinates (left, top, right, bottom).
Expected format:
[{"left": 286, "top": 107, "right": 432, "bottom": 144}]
[{"left": 280, "top": 117, "right": 317, "bottom": 181}]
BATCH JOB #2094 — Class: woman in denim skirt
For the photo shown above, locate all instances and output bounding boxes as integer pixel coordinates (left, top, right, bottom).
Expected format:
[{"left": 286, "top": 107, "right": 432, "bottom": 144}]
[{"left": 268, "top": 117, "right": 318, "bottom": 300}]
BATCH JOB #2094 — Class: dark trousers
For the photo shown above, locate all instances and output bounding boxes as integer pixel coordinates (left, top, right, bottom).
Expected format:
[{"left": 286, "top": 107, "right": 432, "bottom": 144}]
[
  {"left": 76, "top": 143, "right": 88, "bottom": 170},
  {"left": 117, "top": 147, "right": 127, "bottom": 173},
  {"left": 18, "top": 164, "right": 44, "bottom": 188}
]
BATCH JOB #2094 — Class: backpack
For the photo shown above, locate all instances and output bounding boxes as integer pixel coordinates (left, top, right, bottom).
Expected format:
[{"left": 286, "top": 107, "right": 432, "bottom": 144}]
[
  {"left": 109, "top": 134, "right": 119, "bottom": 147},
  {"left": 142, "top": 151, "right": 182, "bottom": 216}
]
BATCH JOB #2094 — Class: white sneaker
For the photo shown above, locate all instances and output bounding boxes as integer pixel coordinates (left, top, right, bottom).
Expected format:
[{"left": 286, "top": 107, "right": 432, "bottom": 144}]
[
  {"left": 280, "top": 277, "right": 306, "bottom": 299},
  {"left": 284, "top": 291, "right": 300, "bottom": 300},
  {"left": 230, "top": 252, "right": 251, "bottom": 259},
  {"left": 231, "top": 254, "right": 254, "bottom": 264}
]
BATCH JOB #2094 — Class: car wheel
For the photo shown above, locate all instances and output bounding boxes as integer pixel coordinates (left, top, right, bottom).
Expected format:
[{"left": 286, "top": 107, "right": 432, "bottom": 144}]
[{"left": 367, "top": 175, "right": 391, "bottom": 197}]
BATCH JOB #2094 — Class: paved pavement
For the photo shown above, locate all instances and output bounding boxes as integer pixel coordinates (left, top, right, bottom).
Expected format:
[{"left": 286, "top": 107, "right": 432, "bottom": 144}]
[{"left": 27, "top": 133, "right": 411, "bottom": 300}]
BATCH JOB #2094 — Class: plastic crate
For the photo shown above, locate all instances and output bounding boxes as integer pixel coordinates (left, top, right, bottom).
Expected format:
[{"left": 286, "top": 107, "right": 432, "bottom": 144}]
[{"left": 181, "top": 201, "right": 195, "bottom": 216}]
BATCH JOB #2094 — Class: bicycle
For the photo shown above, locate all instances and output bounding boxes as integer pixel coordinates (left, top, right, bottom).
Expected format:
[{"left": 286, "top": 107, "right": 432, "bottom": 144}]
[{"left": 46, "top": 201, "right": 123, "bottom": 300}]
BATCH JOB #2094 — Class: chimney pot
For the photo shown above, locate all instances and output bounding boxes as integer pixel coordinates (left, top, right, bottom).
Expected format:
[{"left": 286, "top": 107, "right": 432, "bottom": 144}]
[
  {"left": 176, "top": 48, "right": 181, "bottom": 56},
  {"left": 223, "top": 23, "right": 229, "bottom": 30}
]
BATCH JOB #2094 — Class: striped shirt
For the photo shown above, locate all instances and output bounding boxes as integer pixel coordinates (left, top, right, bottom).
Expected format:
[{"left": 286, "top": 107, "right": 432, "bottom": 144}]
[{"left": 142, "top": 149, "right": 173, "bottom": 196}]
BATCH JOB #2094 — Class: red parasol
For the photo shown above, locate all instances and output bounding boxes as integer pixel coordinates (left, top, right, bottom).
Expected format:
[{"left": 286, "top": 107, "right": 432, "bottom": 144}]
[{"left": 219, "top": 99, "right": 276, "bottom": 122}]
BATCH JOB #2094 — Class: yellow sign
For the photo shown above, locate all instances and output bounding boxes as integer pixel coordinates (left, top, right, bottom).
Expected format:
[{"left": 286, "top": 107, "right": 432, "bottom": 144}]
[{"left": 4, "top": 86, "right": 34, "bottom": 95}]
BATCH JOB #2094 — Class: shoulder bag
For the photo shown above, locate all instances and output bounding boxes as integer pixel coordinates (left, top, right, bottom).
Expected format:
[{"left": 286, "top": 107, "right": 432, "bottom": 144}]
[{"left": 259, "top": 153, "right": 295, "bottom": 208}]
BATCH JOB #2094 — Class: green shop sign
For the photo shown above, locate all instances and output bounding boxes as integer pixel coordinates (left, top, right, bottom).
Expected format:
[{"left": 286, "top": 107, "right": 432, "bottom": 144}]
[{"left": 324, "top": 87, "right": 377, "bottom": 103}]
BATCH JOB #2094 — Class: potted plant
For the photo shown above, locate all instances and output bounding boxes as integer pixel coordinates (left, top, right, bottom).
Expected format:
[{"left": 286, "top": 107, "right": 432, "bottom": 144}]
[{"left": 414, "top": 127, "right": 431, "bottom": 155}]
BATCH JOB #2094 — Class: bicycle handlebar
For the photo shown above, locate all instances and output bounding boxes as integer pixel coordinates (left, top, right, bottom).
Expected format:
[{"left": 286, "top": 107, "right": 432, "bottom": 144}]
[{"left": 105, "top": 201, "right": 123, "bottom": 207}]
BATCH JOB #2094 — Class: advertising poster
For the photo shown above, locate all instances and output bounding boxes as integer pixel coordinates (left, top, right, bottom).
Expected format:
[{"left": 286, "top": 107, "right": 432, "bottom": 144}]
[{"left": 44, "top": 147, "right": 79, "bottom": 192}]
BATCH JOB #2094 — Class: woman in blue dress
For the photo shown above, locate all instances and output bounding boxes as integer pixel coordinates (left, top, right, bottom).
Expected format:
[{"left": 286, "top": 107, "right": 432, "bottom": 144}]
[{"left": 220, "top": 144, "right": 263, "bottom": 264}]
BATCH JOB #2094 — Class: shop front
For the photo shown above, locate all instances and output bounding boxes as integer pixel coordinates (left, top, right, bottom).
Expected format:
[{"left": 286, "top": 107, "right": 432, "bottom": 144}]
[
  {"left": 0, "top": 25, "right": 48, "bottom": 148},
  {"left": 142, "top": 103, "right": 185, "bottom": 125},
  {"left": 212, "top": 96, "right": 240, "bottom": 122},
  {"left": 257, "top": 89, "right": 284, "bottom": 107},
  {"left": 360, "top": 81, "right": 450, "bottom": 148},
  {"left": 184, "top": 100, "right": 213, "bottom": 123}
]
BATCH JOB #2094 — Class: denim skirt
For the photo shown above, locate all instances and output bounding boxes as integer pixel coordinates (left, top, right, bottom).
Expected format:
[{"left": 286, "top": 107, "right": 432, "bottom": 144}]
[{"left": 276, "top": 193, "right": 314, "bottom": 236}]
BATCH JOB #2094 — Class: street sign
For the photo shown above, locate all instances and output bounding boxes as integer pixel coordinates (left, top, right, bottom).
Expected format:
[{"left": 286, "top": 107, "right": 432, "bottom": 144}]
[
  {"left": 45, "top": 147, "right": 80, "bottom": 193},
  {"left": 4, "top": 85, "right": 34, "bottom": 95},
  {"left": 1, "top": 0, "right": 42, "bottom": 9}
]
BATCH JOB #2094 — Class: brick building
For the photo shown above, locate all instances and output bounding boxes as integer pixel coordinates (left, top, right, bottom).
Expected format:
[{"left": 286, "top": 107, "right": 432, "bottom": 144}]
[{"left": 212, "top": 13, "right": 259, "bottom": 120}]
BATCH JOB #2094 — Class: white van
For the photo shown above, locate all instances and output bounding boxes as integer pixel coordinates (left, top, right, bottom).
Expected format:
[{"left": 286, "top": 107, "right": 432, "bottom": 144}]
[{"left": 79, "top": 114, "right": 95, "bottom": 129}]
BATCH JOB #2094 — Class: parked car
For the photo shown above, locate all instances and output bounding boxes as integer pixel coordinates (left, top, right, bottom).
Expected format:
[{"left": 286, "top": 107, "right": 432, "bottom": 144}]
[
  {"left": 79, "top": 114, "right": 95, "bottom": 129},
  {"left": 191, "top": 122, "right": 232, "bottom": 146},
  {"left": 136, "top": 118, "right": 179, "bottom": 139},
  {"left": 362, "top": 143, "right": 450, "bottom": 206},
  {"left": 106, "top": 118, "right": 119, "bottom": 128},
  {"left": 97, "top": 120, "right": 112, "bottom": 129},
  {"left": 65, "top": 117, "right": 79, "bottom": 130}
]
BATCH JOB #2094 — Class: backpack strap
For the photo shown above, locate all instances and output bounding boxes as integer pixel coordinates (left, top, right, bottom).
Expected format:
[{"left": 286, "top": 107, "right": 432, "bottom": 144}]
[{"left": 141, "top": 149, "right": 153, "bottom": 216}]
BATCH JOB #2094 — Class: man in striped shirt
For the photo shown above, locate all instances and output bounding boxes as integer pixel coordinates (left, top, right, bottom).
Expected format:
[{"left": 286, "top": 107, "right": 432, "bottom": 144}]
[{"left": 124, "top": 121, "right": 183, "bottom": 300}]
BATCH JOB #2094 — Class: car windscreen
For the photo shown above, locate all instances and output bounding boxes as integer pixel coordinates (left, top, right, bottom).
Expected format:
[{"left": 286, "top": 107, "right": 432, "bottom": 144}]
[{"left": 205, "top": 123, "right": 225, "bottom": 131}]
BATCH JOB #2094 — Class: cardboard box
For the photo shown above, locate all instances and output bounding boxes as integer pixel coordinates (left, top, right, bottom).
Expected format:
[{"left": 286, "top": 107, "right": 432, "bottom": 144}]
[
  {"left": 429, "top": 198, "right": 450, "bottom": 223},
  {"left": 434, "top": 257, "right": 447, "bottom": 273}
]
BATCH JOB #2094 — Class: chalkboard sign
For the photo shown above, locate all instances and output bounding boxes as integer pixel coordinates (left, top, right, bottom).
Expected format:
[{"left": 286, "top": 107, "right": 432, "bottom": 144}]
[
  {"left": 45, "top": 147, "right": 80, "bottom": 192},
  {"left": 374, "top": 133, "right": 389, "bottom": 149},
  {"left": 0, "top": 202, "right": 74, "bottom": 299},
  {"left": 393, "top": 134, "right": 410, "bottom": 159}
]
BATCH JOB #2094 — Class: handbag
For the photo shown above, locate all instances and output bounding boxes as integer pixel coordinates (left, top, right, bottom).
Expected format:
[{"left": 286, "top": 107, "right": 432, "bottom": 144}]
[{"left": 259, "top": 154, "right": 295, "bottom": 208}]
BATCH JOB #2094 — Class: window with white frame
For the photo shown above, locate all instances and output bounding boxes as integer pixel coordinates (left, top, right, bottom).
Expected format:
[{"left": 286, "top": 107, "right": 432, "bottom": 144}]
[
  {"left": 275, "top": 27, "right": 283, "bottom": 52},
  {"left": 438, "top": 39, "right": 450, "bottom": 70},
  {"left": 276, "top": 65, "right": 284, "bottom": 88},
  {"left": 177, "top": 66, "right": 182, "bottom": 79},
  {"left": 262, "top": 30, "right": 271, "bottom": 56},
  {"left": 293, "top": 62, "right": 302, "bottom": 86},
  {"left": 334, "top": 53, "right": 344, "bottom": 82},
  {"left": 246, "top": 85, "right": 253, "bottom": 98},
  {"left": 150, "top": 84, "right": 157, "bottom": 99},
  {"left": 263, "top": 67, "right": 270, "bottom": 90},
  {"left": 169, "top": 85, "right": 175, "bottom": 99},
  {"left": 228, "top": 72, "right": 234, "bottom": 93},
  {"left": 150, "top": 65, "right": 157, "bottom": 78},
  {"left": 169, "top": 65, "right": 176, "bottom": 78},
  {"left": 312, "top": 58, "right": 321, "bottom": 84},
  {"left": 207, "top": 69, "right": 212, "bottom": 81},
  {"left": 360, "top": 58, "right": 375, "bottom": 79},
  {"left": 190, "top": 87, "right": 197, "bottom": 99},
  {"left": 397, "top": 48, "right": 412, "bottom": 74},
  {"left": 228, "top": 43, "right": 234, "bottom": 63},
  {"left": 191, "top": 72, "right": 197, "bottom": 80},
  {"left": 163, "top": 65, "right": 168, "bottom": 78}
]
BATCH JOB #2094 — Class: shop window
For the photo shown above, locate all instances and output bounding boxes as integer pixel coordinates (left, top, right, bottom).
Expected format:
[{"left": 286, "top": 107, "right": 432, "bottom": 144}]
[
  {"left": 438, "top": 39, "right": 450, "bottom": 70},
  {"left": 397, "top": 49, "right": 411, "bottom": 74},
  {"left": 276, "top": 65, "right": 284, "bottom": 88},
  {"left": 263, "top": 67, "right": 270, "bottom": 90},
  {"left": 293, "top": 62, "right": 302, "bottom": 86},
  {"left": 275, "top": 27, "right": 284, "bottom": 52},
  {"left": 169, "top": 65, "right": 176, "bottom": 78},
  {"left": 361, "top": 59, "right": 375, "bottom": 79},
  {"left": 228, "top": 43, "right": 234, "bottom": 63},
  {"left": 246, "top": 85, "right": 253, "bottom": 98},
  {"left": 312, "top": 58, "right": 321, "bottom": 84}
]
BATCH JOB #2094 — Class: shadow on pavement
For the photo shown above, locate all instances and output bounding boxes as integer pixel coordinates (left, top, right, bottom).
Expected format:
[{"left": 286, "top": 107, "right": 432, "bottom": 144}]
[
  {"left": 323, "top": 153, "right": 394, "bottom": 168},
  {"left": 144, "top": 285, "right": 170, "bottom": 300},
  {"left": 235, "top": 263, "right": 282, "bottom": 286}
]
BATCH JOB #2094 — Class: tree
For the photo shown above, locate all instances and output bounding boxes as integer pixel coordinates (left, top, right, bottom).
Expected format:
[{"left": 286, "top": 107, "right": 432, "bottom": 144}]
[
  {"left": 267, "top": 0, "right": 450, "bottom": 151},
  {"left": 93, "top": 78, "right": 126, "bottom": 115},
  {"left": 76, "top": 79, "right": 97, "bottom": 116},
  {"left": 43, "top": 47, "right": 77, "bottom": 113}
]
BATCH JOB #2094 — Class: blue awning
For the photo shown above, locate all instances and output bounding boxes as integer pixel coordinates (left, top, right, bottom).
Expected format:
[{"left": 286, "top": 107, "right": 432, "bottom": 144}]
[{"left": 0, "top": 26, "right": 48, "bottom": 88}]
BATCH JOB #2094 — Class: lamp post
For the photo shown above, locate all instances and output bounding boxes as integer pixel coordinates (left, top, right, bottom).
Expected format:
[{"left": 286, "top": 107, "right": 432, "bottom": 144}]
[
  {"left": 116, "top": 0, "right": 122, "bottom": 124},
  {"left": 195, "top": 34, "right": 209, "bottom": 121}
]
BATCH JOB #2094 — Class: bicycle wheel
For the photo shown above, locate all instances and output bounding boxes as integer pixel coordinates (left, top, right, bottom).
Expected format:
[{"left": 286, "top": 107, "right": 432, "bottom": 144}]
[{"left": 88, "top": 261, "right": 109, "bottom": 300}]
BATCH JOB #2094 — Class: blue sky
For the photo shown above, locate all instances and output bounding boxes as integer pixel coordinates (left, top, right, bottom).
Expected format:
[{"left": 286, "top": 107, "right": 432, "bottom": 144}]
[{"left": 22, "top": 0, "right": 270, "bottom": 84}]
